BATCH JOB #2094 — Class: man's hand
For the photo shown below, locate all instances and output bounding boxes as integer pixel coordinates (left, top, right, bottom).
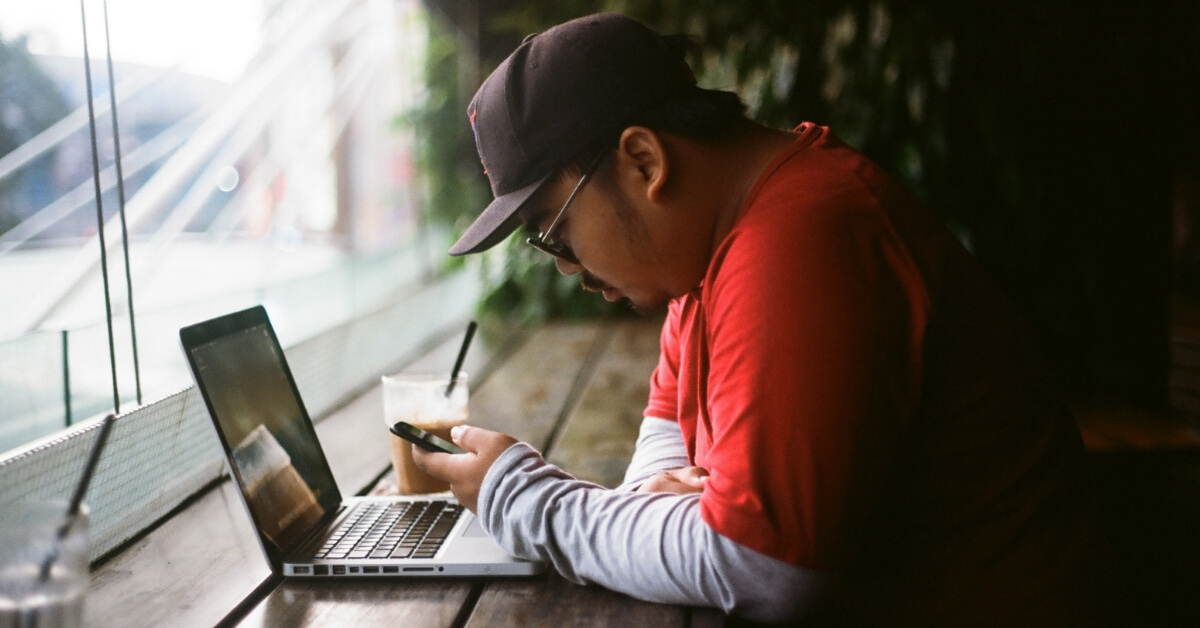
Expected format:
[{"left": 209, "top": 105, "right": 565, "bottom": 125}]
[
  {"left": 412, "top": 425, "right": 518, "bottom": 512},
  {"left": 637, "top": 466, "right": 709, "bottom": 495}
]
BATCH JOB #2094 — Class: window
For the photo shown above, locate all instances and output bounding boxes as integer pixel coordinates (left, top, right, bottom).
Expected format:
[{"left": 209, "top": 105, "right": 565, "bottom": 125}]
[{"left": 0, "top": 0, "right": 430, "bottom": 453}]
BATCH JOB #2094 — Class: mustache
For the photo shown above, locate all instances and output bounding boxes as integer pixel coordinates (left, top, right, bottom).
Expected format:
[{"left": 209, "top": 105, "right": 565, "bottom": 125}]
[
  {"left": 580, "top": 271, "right": 609, "bottom": 292},
  {"left": 580, "top": 270, "right": 644, "bottom": 312}
]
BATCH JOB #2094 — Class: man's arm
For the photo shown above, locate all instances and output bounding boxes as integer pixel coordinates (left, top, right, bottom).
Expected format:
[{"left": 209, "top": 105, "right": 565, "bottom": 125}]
[
  {"left": 617, "top": 416, "right": 690, "bottom": 491},
  {"left": 478, "top": 440, "right": 829, "bottom": 624},
  {"left": 415, "top": 426, "right": 829, "bottom": 623}
]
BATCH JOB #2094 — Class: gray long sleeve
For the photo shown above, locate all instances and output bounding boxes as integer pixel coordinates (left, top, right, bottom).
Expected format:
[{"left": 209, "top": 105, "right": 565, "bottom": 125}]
[
  {"left": 477, "top": 442, "right": 830, "bottom": 624},
  {"left": 617, "top": 416, "right": 691, "bottom": 490}
]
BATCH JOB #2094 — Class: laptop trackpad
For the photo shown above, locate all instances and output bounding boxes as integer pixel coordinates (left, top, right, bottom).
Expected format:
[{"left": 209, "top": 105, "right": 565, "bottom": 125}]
[{"left": 463, "top": 516, "right": 488, "bottom": 538}]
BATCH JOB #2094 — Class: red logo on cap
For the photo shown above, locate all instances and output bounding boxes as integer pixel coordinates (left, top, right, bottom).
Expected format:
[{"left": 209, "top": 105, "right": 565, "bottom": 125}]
[{"left": 469, "top": 109, "right": 492, "bottom": 185}]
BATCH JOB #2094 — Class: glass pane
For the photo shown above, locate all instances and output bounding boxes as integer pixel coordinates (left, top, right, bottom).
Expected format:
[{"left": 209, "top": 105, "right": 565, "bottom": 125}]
[
  {"left": 0, "top": 0, "right": 93, "bottom": 452},
  {"left": 1, "top": 0, "right": 429, "bottom": 454},
  {"left": 0, "top": 332, "right": 67, "bottom": 448}
]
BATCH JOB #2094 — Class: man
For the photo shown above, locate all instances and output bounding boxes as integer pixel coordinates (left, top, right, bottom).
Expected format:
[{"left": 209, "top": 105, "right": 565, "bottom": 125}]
[{"left": 415, "top": 13, "right": 1113, "bottom": 625}]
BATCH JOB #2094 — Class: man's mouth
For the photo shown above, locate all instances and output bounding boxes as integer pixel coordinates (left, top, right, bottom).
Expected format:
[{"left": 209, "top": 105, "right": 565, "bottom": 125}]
[
  {"left": 580, "top": 271, "right": 608, "bottom": 293},
  {"left": 581, "top": 271, "right": 626, "bottom": 303}
]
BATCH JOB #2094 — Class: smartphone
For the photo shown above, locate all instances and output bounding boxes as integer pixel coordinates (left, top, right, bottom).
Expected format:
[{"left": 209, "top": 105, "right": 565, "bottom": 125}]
[{"left": 389, "top": 420, "right": 467, "bottom": 454}]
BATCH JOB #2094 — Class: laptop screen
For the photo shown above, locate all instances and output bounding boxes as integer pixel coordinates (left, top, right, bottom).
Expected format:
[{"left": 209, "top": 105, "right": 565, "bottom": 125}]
[{"left": 182, "top": 306, "right": 341, "bottom": 559}]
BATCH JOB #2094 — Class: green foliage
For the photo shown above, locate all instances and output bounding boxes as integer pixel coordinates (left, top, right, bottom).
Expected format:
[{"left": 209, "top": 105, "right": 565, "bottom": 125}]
[
  {"left": 410, "top": 1, "right": 1199, "bottom": 408},
  {"left": 399, "top": 12, "right": 489, "bottom": 267},
  {"left": 475, "top": 237, "right": 625, "bottom": 321},
  {"left": 412, "top": 1, "right": 967, "bottom": 322},
  {"left": 409, "top": 2, "right": 629, "bottom": 322}
]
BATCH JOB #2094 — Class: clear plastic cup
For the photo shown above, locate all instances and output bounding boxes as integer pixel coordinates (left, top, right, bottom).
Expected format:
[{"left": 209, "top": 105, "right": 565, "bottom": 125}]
[
  {"left": 0, "top": 501, "right": 88, "bottom": 628},
  {"left": 381, "top": 372, "right": 469, "bottom": 494}
]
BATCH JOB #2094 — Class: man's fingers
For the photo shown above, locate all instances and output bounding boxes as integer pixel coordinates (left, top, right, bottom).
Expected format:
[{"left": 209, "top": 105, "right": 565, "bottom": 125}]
[
  {"left": 449, "top": 424, "right": 497, "bottom": 453},
  {"left": 412, "top": 426, "right": 483, "bottom": 476},
  {"left": 409, "top": 426, "right": 521, "bottom": 514},
  {"left": 637, "top": 466, "right": 709, "bottom": 494},
  {"left": 638, "top": 473, "right": 688, "bottom": 494},
  {"left": 449, "top": 424, "right": 477, "bottom": 451},
  {"left": 450, "top": 425, "right": 519, "bottom": 457},
  {"left": 411, "top": 443, "right": 462, "bottom": 479},
  {"left": 413, "top": 425, "right": 517, "bottom": 479},
  {"left": 680, "top": 466, "right": 709, "bottom": 487},
  {"left": 636, "top": 474, "right": 671, "bottom": 493}
]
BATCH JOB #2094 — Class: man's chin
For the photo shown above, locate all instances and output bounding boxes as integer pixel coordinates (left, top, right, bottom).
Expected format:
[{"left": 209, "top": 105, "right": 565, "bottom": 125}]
[
  {"left": 623, "top": 295, "right": 668, "bottom": 315},
  {"left": 583, "top": 281, "right": 667, "bottom": 314}
]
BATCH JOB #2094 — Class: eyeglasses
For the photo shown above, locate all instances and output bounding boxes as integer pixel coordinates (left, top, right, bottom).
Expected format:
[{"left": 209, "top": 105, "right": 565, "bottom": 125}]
[{"left": 525, "top": 154, "right": 604, "bottom": 264}]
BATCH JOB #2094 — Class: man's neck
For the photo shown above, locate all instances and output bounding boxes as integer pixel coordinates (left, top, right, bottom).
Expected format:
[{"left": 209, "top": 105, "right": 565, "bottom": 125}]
[
  {"left": 651, "top": 121, "right": 798, "bottom": 297},
  {"left": 705, "top": 121, "right": 799, "bottom": 256}
]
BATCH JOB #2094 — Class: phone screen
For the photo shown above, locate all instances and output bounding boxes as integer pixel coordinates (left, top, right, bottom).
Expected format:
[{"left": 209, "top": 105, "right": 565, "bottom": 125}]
[{"left": 389, "top": 421, "right": 467, "bottom": 454}]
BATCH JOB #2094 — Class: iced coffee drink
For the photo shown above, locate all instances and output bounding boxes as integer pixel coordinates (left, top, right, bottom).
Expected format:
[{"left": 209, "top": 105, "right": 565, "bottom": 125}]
[{"left": 382, "top": 372, "right": 469, "bottom": 494}]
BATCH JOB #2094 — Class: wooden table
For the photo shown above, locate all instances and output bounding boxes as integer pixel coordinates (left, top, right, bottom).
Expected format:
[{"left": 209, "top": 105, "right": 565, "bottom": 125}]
[{"left": 86, "top": 317, "right": 725, "bottom": 627}]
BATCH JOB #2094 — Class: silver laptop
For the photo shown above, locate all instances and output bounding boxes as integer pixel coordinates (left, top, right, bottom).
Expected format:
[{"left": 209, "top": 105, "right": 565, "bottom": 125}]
[{"left": 180, "top": 305, "right": 544, "bottom": 578}]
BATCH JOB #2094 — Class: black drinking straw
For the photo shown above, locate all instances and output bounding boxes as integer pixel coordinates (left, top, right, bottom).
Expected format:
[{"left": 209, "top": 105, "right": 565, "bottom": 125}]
[
  {"left": 38, "top": 413, "right": 115, "bottom": 582},
  {"left": 445, "top": 321, "right": 477, "bottom": 396}
]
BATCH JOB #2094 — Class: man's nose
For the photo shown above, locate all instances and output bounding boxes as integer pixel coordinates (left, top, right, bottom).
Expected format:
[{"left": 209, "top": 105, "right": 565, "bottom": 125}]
[{"left": 554, "top": 257, "right": 583, "bottom": 275}]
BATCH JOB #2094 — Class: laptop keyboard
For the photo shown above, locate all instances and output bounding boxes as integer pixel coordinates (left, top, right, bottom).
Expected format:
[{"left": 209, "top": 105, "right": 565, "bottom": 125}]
[{"left": 314, "top": 501, "right": 463, "bottom": 560}]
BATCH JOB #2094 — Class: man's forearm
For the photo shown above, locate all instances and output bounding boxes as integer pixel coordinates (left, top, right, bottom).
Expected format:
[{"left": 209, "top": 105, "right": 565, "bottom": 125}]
[
  {"left": 478, "top": 443, "right": 829, "bottom": 624},
  {"left": 618, "top": 416, "right": 691, "bottom": 490}
]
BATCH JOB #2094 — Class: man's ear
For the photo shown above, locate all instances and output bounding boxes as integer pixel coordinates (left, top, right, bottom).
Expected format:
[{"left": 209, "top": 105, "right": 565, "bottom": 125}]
[{"left": 616, "top": 126, "right": 669, "bottom": 202}]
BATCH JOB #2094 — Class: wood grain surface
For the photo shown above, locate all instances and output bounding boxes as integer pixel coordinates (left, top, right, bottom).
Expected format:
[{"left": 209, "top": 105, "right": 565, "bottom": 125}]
[
  {"left": 88, "top": 316, "right": 722, "bottom": 627},
  {"left": 547, "top": 317, "right": 663, "bottom": 488},
  {"left": 467, "top": 569, "right": 688, "bottom": 628}
]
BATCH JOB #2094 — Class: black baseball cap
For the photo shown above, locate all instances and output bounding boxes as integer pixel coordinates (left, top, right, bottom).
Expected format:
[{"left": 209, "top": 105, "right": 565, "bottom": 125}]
[{"left": 448, "top": 13, "right": 697, "bottom": 256}]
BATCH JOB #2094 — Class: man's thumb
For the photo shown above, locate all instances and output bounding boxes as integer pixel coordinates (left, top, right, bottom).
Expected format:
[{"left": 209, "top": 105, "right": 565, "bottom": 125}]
[{"left": 450, "top": 424, "right": 476, "bottom": 450}]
